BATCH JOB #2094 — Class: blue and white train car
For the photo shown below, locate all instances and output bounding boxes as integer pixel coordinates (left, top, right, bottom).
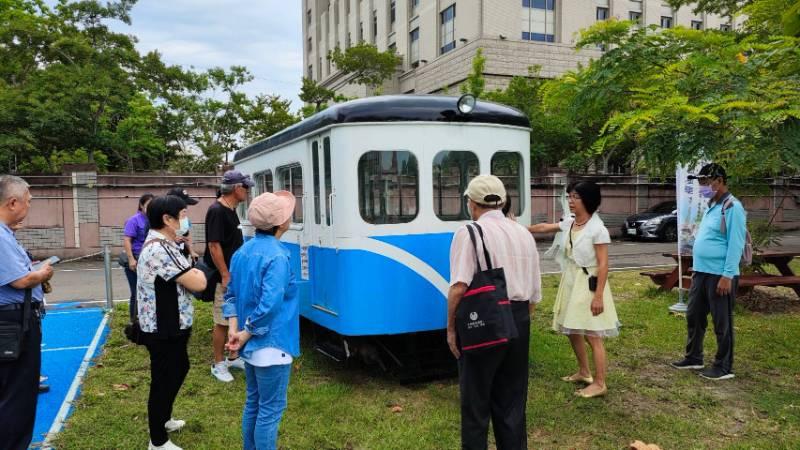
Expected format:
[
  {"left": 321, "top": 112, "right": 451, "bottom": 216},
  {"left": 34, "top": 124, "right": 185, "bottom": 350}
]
[{"left": 233, "top": 95, "right": 530, "bottom": 366}]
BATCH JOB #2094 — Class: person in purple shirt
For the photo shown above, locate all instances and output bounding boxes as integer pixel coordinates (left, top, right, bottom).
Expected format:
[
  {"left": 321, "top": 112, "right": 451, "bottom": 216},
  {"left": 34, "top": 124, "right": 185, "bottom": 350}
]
[{"left": 123, "top": 193, "right": 154, "bottom": 320}]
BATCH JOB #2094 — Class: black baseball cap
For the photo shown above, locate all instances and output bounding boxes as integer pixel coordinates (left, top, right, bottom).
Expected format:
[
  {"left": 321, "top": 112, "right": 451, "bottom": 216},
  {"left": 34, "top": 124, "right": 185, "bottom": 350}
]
[
  {"left": 166, "top": 188, "right": 199, "bottom": 205},
  {"left": 688, "top": 163, "right": 727, "bottom": 181}
]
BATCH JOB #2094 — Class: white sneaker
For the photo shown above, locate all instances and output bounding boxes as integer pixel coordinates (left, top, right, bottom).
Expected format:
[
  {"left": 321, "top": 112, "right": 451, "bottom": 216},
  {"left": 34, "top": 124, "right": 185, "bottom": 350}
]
[
  {"left": 164, "top": 418, "right": 186, "bottom": 433},
  {"left": 148, "top": 440, "right": 183, "bottom": 450},
  {"left": 226, "top": 357, "right": 246, "bottom": 371},
  {"left": 211, "top": 362, "right": 233, "bottom": 382}
]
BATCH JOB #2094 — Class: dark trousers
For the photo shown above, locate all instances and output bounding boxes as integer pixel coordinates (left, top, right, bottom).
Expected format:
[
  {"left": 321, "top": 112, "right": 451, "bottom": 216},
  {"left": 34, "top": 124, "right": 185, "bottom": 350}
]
[
  {"left": 458, "top": 301, "right": 530, "bottom": 450},
  {"left": 0, "top": 309, "right": 42, "bottom": 450},
  {"left": 124, "top": 267, "right": 137, "bottom": 320},
  {"left": 685, "top": 272, "right": 737, "bottom": 373},
  {"left": 146, "top": 333, "right": 190, "bottom": 446}
]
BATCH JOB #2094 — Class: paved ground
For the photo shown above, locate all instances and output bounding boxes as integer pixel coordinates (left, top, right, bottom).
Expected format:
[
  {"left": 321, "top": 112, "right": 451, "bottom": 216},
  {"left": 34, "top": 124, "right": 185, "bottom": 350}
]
[{"left": 44, "top": 234, "right": 800, "bottom": 305}]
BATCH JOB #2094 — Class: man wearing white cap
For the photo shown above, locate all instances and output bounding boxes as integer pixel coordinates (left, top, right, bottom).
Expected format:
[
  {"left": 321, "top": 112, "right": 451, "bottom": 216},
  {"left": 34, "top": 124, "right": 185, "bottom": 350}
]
[
  {"left": 448, "top": 175, "right": 542, "bottom": 450},
  {"left": 223, "top": 191, "right": 300, "bottom": 450}
]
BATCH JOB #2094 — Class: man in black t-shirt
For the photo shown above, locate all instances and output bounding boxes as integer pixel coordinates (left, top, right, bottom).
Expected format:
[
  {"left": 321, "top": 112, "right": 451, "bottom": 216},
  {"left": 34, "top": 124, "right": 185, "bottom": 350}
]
[{"left": 205, "top": 170, "right": 252, "bottom": 382}]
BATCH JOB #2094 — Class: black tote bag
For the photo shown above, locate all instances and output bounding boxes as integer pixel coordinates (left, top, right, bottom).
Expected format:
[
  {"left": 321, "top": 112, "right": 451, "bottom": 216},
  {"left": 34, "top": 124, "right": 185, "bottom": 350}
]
[{"left": 456, "top": 223, "right": 518, "bottom": 353}]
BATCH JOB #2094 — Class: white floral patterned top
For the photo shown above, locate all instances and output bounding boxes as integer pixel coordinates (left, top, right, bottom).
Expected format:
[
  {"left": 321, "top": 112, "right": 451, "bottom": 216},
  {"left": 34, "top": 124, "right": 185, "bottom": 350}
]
[{"left": 136, "top": 230, "right": 194, "bottom": 334}]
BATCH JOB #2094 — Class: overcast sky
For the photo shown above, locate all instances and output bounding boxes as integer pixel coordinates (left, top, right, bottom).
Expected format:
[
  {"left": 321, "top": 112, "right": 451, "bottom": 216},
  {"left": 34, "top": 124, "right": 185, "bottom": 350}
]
[{"left": 109, "top": 0, "right": 303, "bottom": 109}]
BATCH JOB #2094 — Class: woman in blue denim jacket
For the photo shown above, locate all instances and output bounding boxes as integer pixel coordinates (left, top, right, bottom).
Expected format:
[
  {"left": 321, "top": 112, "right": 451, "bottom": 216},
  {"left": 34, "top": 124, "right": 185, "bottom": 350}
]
[{"left": 223, "top": 191, "right": 300, "bottom": 450}]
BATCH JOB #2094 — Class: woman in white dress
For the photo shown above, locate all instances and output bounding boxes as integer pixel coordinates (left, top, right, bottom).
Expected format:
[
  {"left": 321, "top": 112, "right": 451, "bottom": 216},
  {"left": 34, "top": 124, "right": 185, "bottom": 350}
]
[{"left": 529, "top": 181, "right": 620, "bottom": 398}]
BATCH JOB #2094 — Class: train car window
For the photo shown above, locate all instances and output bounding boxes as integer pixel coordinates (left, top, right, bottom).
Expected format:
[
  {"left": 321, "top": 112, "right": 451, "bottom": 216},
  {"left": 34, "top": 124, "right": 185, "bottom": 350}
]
[
  {"left": 253, "top": 170, "right": 273, "bottom": 195},
  {"left": 324, "top": 137, "right": 332, "bottom": 226},
  {"left": 278, "top": 164, "right": 304, "bottom": 223},
  {"left": 312, "top": 141, "right": 321, "bottom": 224},
  {"left": 432, "top": 151, "right": 479, "bottom": 220},
  {"left": 358, "top": 151, "right": 419, "bottom": 224},
  {"left": 491, "top": 152, "right": 524, "bottom": 216},
  {"left": 254, "top": 169, "right": 273, "bottom": 196}
]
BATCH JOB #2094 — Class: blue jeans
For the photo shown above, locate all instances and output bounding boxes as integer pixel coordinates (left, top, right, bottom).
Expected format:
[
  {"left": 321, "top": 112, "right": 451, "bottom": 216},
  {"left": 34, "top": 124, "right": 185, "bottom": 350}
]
[{"left": 242, "top": 363, "right": 291, "bottom": 450}]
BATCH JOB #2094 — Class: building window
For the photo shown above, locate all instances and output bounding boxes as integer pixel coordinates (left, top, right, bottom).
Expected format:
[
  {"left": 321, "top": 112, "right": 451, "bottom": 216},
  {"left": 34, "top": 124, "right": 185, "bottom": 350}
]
[
  {"left": 691, "top": 20, "right": 703, "bottom": 30},
  {"left": 308, "top": 65, "right": 313, "bottom": 79},
  {"left": 307, "top": 37, "right": 313, "bottom": 52},
  {"left": 346, "top": 0, "right": 350, "bottom": 14},
  {"left": 491, "top": 152, "right": 523, "bottom": 216},
  {"left": 390, "top": 1, "right": 396, "bottom": 28},
  {"left": 410, "top": 0, "right": 420, "bottom": 16},
  {"left": 388, "top": 42, "right": 396, "bottom": 53},
  {"left": 596, "top": 7, "right": 609, "bottom": 21},
  {"left": 324, "top": 138, "right": 332, "bottom": 226},
  {"left": 440, "top": 4, "right": 456, "bottom": 54},
  {"left": 629, "top": 11, "right": 642, "bottom": 24},
  {"left": 358, "top": 151, "right": 419, "bottom": 224},
  {"left": 278, "top": 164, "right": 304, "bottom": 223},
  {"left": 720, "top": 23, "right": 732, "bottom": 31},
  {"left": 410, "top": 27, "right": 420, "bottom": 67},
  {"left": 359, "top": 21, "right": 364, "bottom": 41},
  {"left": 318, "top": 57, "right": 322, "bottom": 79},
  {"left": 660, "top": 4, "right": 674, "bottom": 29},
  {"left": 347, "top": 32, "right": 351, "bottom": 48},
  {"left": 433, "top": 151, "right": 479, "bottom": 221},
  {"left": 522, "top": 0, "right": 555, "bottom": 43},
  {"left": 307, "top": 9, "right": 312, "bottom": 25},
  {"left": 373, "top": 10, "right": 378, "bottom": 39}
]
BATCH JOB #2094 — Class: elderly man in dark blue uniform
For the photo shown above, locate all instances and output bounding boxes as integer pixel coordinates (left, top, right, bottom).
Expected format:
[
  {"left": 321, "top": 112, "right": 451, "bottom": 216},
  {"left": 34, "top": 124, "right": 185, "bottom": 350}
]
[{"left": 0, "top": 175, "right": 54, "bottom": 450}]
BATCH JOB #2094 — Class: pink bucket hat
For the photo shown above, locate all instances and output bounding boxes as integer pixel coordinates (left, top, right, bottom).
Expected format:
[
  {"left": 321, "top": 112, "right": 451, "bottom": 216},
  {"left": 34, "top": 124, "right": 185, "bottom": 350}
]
[{"left": 247, "top": 191, "right": 296, "bottom": 230}]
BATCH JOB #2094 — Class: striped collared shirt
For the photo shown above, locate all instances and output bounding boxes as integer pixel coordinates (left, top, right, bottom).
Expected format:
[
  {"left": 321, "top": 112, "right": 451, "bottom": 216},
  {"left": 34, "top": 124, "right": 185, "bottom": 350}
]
[{"left": 449, "top": 210, "right": 542, "bottom": 303}]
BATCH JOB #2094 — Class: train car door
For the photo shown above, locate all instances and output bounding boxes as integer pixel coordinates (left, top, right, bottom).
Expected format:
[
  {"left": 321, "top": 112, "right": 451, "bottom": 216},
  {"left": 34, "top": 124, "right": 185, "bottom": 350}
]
[{"left": 309, "top": 134, "right": 337, "bottom": 316}]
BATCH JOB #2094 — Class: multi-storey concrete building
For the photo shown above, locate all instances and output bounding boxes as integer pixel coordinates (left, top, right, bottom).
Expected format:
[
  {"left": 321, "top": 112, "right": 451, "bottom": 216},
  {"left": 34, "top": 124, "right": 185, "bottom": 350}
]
[{"left": 303, "top": 0, "right": 734, "bottom": 97}]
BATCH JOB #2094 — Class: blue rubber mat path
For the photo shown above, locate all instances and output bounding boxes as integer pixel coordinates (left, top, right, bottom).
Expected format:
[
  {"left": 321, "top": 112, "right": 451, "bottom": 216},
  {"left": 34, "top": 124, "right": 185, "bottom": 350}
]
[{"left": 31, "top": 306, "right": 109, "bottom": 448}]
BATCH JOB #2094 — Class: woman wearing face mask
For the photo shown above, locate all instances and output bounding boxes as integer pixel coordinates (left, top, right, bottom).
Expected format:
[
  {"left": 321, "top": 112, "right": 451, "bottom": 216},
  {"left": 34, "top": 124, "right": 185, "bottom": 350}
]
[
  {"left": 137, "top": 195, "right": 207, "bottom": 450},
  {"left": 529, "top": 181, "right": 620, "bottom": 398},
  {"left": 224, "top": 191, "right": 300, "bottom": 450}
]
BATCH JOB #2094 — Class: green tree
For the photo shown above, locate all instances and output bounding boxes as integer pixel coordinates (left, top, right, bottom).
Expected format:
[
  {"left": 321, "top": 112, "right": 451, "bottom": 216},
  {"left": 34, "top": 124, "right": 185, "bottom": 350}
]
[
  {"left": 485, "top": 67, "right": 581, "bottom": 173},
  {"left": 105, "top": 94, "right": 169, "bottom": 172},
  {"left": 461, "top": 48, "right": 486, "bottom": 98},
  {"left": 243, "top": 94, "right": 300, "bottom": 143},
  {"left": 327, "top": 42, "right": 402, "bottom": 90},
  {"left": 299, "top": 77, "right": 337, "bottom": 113},
  {"left": 564, "top": 18, "right": 800, "bottom": 178}
]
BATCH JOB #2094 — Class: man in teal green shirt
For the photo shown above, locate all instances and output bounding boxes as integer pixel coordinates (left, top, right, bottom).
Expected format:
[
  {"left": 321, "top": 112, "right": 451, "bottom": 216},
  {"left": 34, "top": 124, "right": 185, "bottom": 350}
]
[{"left": 672, "top": 163, "right": 747, "bottom": 380}]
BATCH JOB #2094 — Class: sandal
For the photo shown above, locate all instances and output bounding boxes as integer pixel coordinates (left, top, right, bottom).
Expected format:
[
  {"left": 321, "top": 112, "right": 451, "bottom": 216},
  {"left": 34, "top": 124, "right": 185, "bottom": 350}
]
[
  {"left": 575, "top": 386, "right": 607, "bottom": 398},
  {"left": 561, "top": 374, "right": 594, "bottom": 384}
]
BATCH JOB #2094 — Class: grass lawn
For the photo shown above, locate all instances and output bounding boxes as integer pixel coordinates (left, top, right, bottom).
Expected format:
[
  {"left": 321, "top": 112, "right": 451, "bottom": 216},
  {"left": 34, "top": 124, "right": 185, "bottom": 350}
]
[{"left": 54, "top": 270, "right": 800, "bottom": 450}]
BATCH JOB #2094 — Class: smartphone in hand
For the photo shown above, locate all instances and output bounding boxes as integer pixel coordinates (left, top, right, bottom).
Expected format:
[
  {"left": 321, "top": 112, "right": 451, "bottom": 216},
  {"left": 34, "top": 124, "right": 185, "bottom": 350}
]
[{"left": 33, "top": 256, "right": 60, "bottom": 271}]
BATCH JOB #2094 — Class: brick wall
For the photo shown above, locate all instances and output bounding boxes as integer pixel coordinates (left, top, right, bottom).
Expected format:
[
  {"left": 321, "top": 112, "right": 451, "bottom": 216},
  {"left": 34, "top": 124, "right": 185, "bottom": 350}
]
[{"left": 16, "top": 227, "right": 66, "bottom": 250}]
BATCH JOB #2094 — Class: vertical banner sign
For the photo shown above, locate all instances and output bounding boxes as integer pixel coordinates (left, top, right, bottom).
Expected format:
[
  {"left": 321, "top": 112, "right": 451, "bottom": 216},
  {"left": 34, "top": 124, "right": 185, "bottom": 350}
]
[
  {"left": 671, "top": 162, "right": 710, "bottom": 312},
  {"left": 676, "top": 163, "right": 710, "bottom": 254}
]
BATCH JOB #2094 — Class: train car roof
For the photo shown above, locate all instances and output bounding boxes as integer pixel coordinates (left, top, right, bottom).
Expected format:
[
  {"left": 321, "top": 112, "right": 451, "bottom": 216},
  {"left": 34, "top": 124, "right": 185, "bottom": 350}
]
[{"left": 233, "top": 95, "right": 530, "bottom": 163}]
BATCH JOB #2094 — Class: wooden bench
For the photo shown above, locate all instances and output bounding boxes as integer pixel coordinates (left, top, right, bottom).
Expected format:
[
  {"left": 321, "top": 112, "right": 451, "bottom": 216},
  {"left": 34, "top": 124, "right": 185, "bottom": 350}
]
[
  {"left": 640, "top": 270, "right": 672, "bottom": 285},
  {"left": 674, "top": 274, "right": 800, "bottom": 295}
]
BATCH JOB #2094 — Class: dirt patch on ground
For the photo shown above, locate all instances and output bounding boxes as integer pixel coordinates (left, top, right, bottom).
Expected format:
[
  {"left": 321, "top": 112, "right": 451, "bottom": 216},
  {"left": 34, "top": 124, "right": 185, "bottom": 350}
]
[{"left": 738, "top": 286, "right": 800, "bottom": 314}]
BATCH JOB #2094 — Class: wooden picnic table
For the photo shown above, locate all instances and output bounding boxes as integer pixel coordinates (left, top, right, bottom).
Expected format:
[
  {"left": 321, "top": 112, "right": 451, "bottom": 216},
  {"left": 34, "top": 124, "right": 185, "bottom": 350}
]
[{"left": 641, "top": 250, "right": 800, "bottom": 297}]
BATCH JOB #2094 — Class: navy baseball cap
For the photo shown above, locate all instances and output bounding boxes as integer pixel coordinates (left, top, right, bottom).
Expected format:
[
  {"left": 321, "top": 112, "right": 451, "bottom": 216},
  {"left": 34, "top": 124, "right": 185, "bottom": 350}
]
[
  {"left": 166, "top": 188, "right": 199, "bottom": 205},
  {"left": 222, "top": 170, "right": 255, "bottom": 188},
  {"left": 688, "top": 163, "right": 726, "bottom": 181}
]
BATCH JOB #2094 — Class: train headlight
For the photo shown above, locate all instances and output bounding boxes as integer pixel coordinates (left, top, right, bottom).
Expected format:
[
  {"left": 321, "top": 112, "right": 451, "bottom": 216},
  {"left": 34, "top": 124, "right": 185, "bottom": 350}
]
[{"left": 457, "top": 94, "right": 476, "bottom": 115}]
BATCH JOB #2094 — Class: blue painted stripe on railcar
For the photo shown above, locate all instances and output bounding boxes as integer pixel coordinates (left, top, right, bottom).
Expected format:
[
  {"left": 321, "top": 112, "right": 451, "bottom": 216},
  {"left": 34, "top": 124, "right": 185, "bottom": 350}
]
[
  {"left": 369, "top": 232, "right": 454, "bottom": 282},
  {"left": 283, "top": 241, "right": 448, "bottom": 336}
]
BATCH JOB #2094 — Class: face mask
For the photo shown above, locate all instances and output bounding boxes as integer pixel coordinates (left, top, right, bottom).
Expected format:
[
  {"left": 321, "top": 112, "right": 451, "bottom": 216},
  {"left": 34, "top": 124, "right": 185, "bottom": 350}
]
[
  {"left": 699, "top": 185, "right": 716, "bottom": 199},
  {"left": 178, "top": 217, "right": 191, "bottom": 236}
]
